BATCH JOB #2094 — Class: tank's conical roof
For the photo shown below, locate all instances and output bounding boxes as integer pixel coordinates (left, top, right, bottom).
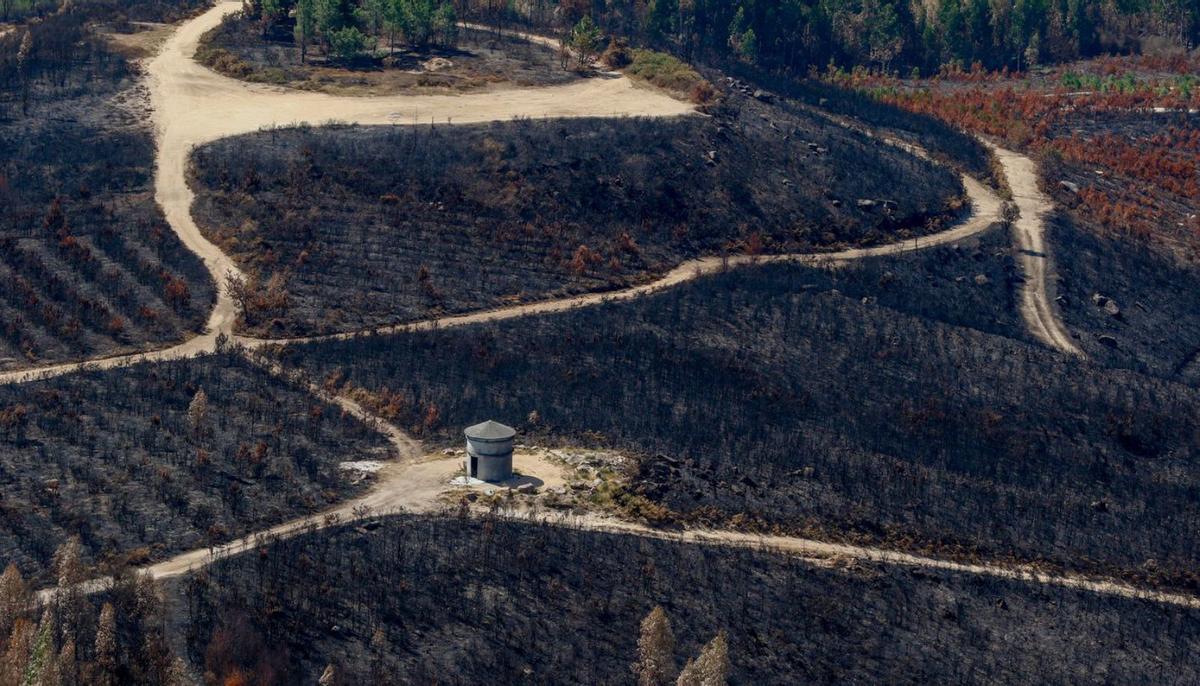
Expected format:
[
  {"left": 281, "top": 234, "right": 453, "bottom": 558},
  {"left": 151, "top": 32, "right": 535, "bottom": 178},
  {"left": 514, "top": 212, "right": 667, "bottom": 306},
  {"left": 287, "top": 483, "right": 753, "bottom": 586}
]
[{"left": 464, "top": 420, "right": 516, "bottom": 441}]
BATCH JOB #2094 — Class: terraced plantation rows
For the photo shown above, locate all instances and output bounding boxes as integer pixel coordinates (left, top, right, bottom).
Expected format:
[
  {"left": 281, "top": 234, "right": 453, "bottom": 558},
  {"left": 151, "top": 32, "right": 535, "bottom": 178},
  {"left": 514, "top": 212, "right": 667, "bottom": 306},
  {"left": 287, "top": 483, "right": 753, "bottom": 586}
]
[
  {"left": 0, "top": 229, "right": 210, "bottom": 369},
  {"left": 0, "top": 352, "right": 393, "bottom": 586},
  {"left": 0, "top": 2, "right": 215, "bottom": 370}
]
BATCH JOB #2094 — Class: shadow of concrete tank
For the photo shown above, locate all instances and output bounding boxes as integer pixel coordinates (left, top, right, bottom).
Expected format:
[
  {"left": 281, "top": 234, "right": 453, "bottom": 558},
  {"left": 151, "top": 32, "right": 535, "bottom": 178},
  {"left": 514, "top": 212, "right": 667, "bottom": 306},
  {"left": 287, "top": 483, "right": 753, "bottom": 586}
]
[{"left": 464, "top": 420, "right": 516, "bottom": 482}]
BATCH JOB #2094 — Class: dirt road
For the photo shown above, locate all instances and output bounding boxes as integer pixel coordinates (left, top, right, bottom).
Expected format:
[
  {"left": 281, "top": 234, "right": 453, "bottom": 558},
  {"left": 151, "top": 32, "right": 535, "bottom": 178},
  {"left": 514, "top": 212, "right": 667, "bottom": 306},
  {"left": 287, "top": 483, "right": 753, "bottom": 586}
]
[
  {"left": 988, "top": 144, "right": 1084, "bottom": 356},
  {"left": 0, "top": 1, "right": 693, "bottom": 387}
]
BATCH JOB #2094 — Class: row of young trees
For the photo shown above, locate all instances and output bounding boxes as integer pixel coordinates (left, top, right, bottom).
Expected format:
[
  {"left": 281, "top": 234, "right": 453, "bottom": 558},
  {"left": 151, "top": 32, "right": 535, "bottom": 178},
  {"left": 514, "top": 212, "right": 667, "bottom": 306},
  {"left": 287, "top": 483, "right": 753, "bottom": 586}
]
[
  {"left": 0, "top": 540, "right": 184, "bottom": 685},
  {"left": 466, "top": 0, "right": 1200, "bottom": 75},
  {"left": 242, "top": 0, "right": 457, "bottom": 62}
]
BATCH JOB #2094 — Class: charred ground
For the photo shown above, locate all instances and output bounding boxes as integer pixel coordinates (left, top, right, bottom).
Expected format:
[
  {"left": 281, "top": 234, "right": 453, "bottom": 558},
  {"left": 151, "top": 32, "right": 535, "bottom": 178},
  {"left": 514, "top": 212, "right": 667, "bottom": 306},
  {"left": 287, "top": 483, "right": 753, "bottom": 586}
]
[
  {"left": 0, "top": 3, "right": 215, "bottom": 370},
  {"left": 273, "top": 254, "right": 1200, "bottom": 590},
  {"left": 190, "top": 93, "right": 964, "bottom": 337},
  {"left": 0, "top": 352, "right": 392, "bottom": 585},
  {"left": 179, "top": 514, "right": 1200, "bottom": 685}
]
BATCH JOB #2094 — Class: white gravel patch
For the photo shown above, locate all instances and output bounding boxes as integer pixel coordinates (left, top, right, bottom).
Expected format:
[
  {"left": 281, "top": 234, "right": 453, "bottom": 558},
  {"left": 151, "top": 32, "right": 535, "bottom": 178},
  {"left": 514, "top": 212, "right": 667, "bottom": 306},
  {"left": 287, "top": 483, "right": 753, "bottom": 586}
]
[{"left": 340, "top": 460, "right": 384, "bottom": 474}]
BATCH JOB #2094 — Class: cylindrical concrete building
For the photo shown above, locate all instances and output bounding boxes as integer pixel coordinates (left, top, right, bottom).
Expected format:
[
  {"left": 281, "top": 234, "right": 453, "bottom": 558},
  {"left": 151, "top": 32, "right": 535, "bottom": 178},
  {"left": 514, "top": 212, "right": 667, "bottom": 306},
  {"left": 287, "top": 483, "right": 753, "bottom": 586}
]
[{"left": 464, "top": 420, "right": 516, "bottom": 482}]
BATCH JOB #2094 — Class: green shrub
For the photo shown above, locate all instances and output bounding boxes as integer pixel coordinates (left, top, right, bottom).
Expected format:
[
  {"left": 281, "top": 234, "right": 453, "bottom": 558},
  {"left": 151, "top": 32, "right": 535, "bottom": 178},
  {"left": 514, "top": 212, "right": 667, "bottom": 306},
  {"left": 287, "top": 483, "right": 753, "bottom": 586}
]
[
  {"left": 328, "top": 26, "right": 367, "bottom": 63},
  {"left": 625, "top": 49, "right": 702, "bottom": 93}
]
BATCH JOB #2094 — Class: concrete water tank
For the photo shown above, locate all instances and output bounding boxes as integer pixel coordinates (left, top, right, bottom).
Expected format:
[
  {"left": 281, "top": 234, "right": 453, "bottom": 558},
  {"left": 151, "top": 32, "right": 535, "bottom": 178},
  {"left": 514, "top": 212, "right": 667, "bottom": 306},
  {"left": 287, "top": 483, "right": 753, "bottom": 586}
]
[{"left": 464, "top": 420, "right": 516, "bottom": 482}]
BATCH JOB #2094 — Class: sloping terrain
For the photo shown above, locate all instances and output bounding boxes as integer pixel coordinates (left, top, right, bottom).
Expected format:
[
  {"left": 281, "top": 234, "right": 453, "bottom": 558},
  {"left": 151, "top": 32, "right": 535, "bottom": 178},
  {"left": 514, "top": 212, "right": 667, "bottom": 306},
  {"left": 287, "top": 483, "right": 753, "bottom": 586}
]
[
  {"left": 0, "top": 352, "right": 393, "bottom": 585},
  {"left": 190, "top": 96, "right": 964, "bottom": 337},
  {"left": 275, "top": 259, "right": 1200, "bottom": 588},
  {"left": 198, "top": 16, "right": 579, "bottom": 95},
  {"left": 180, "top": 514, "right": 1200, "bottom": 685},
  {"left": 0, "top": 4, "right": 215, "bottom": 371},
  {"left": 1051, "top": 213, "right": 1200, "bottom": 382},
  {"left": 856, "top": 68, "right": 1200, "bottom": 380}
]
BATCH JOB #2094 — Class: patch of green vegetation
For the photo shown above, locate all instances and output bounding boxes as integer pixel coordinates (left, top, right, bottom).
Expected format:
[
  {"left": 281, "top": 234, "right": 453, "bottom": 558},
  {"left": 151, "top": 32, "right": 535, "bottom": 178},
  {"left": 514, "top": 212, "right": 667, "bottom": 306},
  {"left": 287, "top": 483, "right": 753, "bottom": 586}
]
[
  {"left": 195, "top": 44, "right": 255, "bottom": 79},
  {"left": 625, "top": 48, "right": 704, "bottom": 94},
  {"left": 1056, "top": 70, "right": 1187, "bottom": 95}
]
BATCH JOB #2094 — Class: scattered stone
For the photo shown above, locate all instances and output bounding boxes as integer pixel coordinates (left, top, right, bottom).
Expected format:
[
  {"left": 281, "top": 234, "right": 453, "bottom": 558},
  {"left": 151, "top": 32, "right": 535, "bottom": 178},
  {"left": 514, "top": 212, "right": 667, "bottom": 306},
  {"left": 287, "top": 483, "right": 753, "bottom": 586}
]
[
  {"left": 1097, "top": 334, "right": 1118, "bottom": 348},
  {"left": 1091, "top": 293, "right": 1109, "bottom": 306},
  {"left": 830, "top": 199, "right": 842, "bottom": 207},
  {"left": 515, "top": 483, "right": 537, "bottom": 495},
  {"left": 422, "top": 56, "right": 453, "bottom": 71},
  {"left": 1059, "top": 180, "right": 1080, "bottom": 193},
  {"left": 1103, "top": 299, "right": 1121, "bottom": 318},
  {"left": 339, "top": 460, "right": 384, "bottom": 474},
  {"left": 856, "top": 198, "right": 877, "bottom": 209},
  {"left": 752, "top": 89, "right": 773, "bottom": 101},
  {"left": 1091, "top": 499, "right": 1109, "bottom": 513},
  {"left": 973, "top": 274, "right": 990, "bottom": 286}
]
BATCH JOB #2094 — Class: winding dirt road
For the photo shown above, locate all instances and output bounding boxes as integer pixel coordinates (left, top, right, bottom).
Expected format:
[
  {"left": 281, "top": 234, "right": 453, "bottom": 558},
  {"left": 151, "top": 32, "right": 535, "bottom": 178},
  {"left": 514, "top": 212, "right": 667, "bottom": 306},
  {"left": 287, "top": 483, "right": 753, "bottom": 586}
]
[
  {"left": 0, "top": 1, "right": 693, "bottom": 386},
  {"left": 19, "top": 0, "right": 1158, "bottom": 612},
  {"left": 0, "top": 1, "right": 1014, "bottom": 381}
]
